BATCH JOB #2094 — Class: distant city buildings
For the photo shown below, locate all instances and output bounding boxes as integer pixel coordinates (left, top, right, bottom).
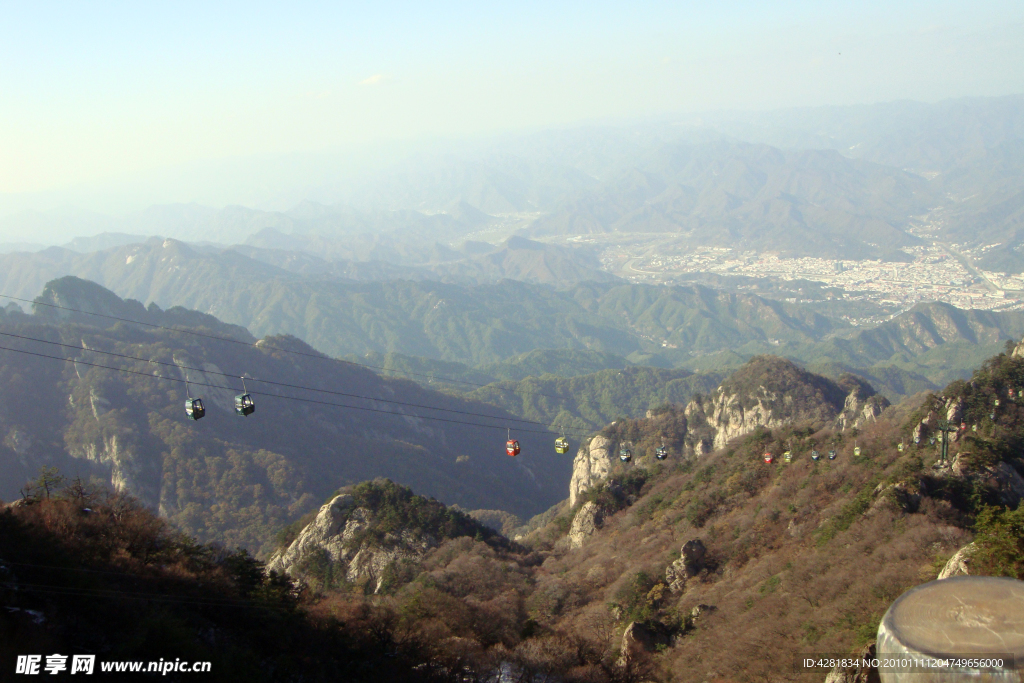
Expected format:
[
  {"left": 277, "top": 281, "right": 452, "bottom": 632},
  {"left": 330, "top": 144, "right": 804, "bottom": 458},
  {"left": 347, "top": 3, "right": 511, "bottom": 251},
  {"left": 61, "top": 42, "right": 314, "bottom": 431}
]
[{"left": 584, "top": 239, "right": 1024, "bottom": 324}]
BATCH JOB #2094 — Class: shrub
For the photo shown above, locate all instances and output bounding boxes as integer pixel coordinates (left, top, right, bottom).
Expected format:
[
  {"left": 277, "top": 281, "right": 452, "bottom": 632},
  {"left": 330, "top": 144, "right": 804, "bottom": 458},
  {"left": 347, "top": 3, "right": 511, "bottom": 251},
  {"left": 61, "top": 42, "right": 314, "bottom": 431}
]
[{"left": 971, "top": 505, "right": 1024, "bottom": 579}]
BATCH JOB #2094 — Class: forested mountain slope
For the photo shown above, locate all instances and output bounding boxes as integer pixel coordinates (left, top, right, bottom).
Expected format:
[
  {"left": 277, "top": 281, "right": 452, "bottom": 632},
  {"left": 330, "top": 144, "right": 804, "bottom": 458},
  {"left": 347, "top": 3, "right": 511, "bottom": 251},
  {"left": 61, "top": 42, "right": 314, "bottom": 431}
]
[
  {"left": 0, "top": 483, "right": 467, "bottom": 683},
  {"left": 0, "top": 278, "right": 573, "bottom": 553},
  {"left": 0, "top": 241, "right": 841, "bottom": 364},
  {"left": 258, "top": 346, "right": 1024, "bottom": 682},
  {"left": 3, "top": 244, "right": 1023, "bottom": 403}
]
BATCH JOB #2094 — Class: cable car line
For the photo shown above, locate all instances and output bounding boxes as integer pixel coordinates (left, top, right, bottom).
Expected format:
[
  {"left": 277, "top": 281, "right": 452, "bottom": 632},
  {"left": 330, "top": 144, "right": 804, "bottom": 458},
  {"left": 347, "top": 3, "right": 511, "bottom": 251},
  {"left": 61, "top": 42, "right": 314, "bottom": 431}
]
[
  {"left": 0, "top": 292, "right": 579, "bottom": 400},
  {"left": 0, "top": 343, "right": 590, "bottom": 437},
  {"left": 0, "top": 330, "right": 581, "bottom": 431}
]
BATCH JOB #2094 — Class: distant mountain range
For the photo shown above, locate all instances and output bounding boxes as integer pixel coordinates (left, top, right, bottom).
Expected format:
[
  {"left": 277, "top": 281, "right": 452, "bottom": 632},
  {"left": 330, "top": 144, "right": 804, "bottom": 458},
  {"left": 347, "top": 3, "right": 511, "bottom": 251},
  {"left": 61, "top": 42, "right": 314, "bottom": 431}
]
[
  {"left": 3, "top": 95, "right": 1022, "bottom": 264},
  {"left": 3, "top": 238, "right": 1023, "bottom": 398},
  {"left": 528, "top": 141, "right": 931, "bottom": 259}
]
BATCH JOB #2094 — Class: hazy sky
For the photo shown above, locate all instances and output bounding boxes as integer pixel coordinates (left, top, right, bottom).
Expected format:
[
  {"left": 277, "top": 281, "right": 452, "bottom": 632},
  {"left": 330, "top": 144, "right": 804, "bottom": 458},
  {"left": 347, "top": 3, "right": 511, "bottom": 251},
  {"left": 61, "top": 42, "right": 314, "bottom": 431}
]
[{"left": 2, "top": 0, "right": 1023, "bottom": 207}]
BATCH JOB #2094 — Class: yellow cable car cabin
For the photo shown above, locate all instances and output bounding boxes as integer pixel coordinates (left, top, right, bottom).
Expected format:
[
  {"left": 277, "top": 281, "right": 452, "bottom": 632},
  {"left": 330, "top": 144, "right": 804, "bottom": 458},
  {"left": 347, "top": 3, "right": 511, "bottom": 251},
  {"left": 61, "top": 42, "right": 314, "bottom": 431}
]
[
  {"left": 783, "top": 450, "right": 792, "bottom": 463},
  {"left": 554, "top": 437, "right": 569, "bottom": 454}
]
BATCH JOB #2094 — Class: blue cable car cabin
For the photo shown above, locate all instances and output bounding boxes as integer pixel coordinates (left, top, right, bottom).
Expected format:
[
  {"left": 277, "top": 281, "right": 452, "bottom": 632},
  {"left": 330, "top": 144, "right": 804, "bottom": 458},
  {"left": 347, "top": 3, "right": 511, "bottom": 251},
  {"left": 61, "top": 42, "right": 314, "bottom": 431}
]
[
  {"left": 234, "top": 393, "right": 255, "bottom": 417},
  {"left": 185, "top": 397, "right": 206, "bottom": 421}
]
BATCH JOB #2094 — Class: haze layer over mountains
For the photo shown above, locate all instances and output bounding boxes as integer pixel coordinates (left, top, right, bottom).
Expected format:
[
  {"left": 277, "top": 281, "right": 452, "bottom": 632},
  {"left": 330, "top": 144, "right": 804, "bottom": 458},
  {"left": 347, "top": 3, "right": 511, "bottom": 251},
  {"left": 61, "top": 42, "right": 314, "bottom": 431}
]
[{"left": 3, "top": 95, "right": 1023, "bottom": 267}]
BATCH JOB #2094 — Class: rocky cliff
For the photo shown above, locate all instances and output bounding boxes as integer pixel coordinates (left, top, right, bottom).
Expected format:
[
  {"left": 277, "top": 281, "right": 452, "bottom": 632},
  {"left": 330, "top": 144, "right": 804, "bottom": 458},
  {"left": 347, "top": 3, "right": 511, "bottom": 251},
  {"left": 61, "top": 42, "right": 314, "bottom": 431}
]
[
  {"left": 569, "top": 434, "right": 616, "bottom": 507},
  {"left": 683, "top": 357, "right": 889, "bottom": 453},
  {"left": 567, "top": 357, "right": 889, "bottom": 505},
  {"left": 268, "top": 494, "right": 438, "bottom": 593},
  {"left": 266, "top": 479, "right": 504, "bottom": 593}
]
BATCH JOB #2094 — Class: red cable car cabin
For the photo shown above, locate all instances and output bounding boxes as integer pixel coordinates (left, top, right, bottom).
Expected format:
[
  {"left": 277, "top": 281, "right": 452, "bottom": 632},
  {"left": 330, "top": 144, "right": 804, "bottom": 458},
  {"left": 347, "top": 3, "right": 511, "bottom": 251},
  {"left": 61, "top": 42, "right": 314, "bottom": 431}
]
[
  {"left": 506, "top": 439, "right": 520, "bottom": 457},
  {"left": 763, "top": 452, "right": 774, "bottom": 464}
]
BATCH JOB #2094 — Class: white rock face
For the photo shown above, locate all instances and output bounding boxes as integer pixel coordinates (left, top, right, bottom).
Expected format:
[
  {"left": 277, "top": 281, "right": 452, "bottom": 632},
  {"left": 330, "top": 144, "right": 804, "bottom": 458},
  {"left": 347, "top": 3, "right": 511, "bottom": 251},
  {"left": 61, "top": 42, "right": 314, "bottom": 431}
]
[
  {"left": 1012, "top": 336, "right": 1024, "bottom": 359},
  {"left": 938, "top": 542, "right": 977, "bottom": 580},
  {"left": 568, "top": 501, "right": 604, "bottom": 549},
  {"left": 684, "top": 380, "right": 886, "bottom": 454},
  {"left": 268, "top": 495, "right": 357, "bottom": 574},
  {"left": 697, "top": 388, "right": 788, "bottom": 451},
  {"left": 69, "top": 433, "right": 148, "bottom": 502},
  {"left": 569, "top": 435, "right": 615, "bottom": 507},
  {"left": 266, "top": 495, "right": 438, "bottom": 593},
  {"left": 665, "top": 539, "right": 706, "bottom": 592}
]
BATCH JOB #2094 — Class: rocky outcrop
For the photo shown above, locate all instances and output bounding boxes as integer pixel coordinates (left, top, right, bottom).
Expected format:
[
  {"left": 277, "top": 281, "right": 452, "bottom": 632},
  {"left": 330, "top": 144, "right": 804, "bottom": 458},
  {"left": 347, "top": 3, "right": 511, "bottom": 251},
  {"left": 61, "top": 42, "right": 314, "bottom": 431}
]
[
  {"left": 1012, "top": 335, "right": 1024, "bottom": 359},
  {"left": 681, "top": 357, "right": 888, "bottom": 454},
  {"left": 823, "top": 643, "right": 880, "bottom": 683},
  {"left": 268, "top": 495, "right": 357, "bottom": 573},
  {"left": 937, "top": 542, "right": 977, "bottom": 579},
  {"left": 837, "top": 393, "right": 889, "bottom": 431},
  {"left": 691, "top": 388, "right": 791, "bottom": 452},
  {"left": 569, "top": 435, "right": 616, "bottom": 507},
  {"left": 984, "top": 462, "right": 1024, "bottom": 507},
  {"left": 567, "top": 358, "right": 889, "bottom": 505},
  {"left": 689, "top": 604, "right": 715, "bottom": 620},
  {"left": 618, "top": 621, "right": 672, "bottom": 666},
  {"left": 871, "top": 480, "right": 924, "bottom": 514},
  {"left": 947, "top": 456, "right": 1024, "bottom": 508},
  {"left": 267, "top": 494, "right": 437, "bottom": 592},
  {"left": 68, "top": 432, "right": 156, "bottom": 506},
  {"left": 665, "top": 539, "right": 706, "bottom": 592},
  {"left": 568, "top": 501, "right": 605, "bottom": 550}
]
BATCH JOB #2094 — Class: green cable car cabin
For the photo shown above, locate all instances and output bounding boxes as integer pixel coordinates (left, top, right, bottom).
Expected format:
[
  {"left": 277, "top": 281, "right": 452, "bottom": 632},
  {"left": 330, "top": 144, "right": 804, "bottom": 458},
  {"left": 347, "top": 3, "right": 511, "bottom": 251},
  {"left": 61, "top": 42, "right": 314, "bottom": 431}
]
[
  {"left": 554, "top": 437, "right": 570, "bottom": 454},
  {"left": 619, "top": 446, "right": 632, "bottom": 463},
  {"left": 655, "top": 446, "right": 668, "bottom": 460},
  {"left": 185, "top": 397, "right": 206, "bottom": 421},
  {"left": 234, "top": 393, "right": 255, "bottom": 417}
]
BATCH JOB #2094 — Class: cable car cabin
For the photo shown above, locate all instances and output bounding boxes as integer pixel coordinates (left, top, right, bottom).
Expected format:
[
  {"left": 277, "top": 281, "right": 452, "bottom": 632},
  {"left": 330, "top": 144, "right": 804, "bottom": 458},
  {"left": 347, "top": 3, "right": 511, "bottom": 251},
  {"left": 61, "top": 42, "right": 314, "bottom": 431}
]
[
  {"left": 554, "top": 437, "right": 570, "bottom": 454},
  {"left": 898, "top": 443, "right": 904, "bottom": 452},
  {"left": 763, "top": 452, "right": 774, "bottom": 464},
  {"left": 853, "top": 446, "right": 861, "bottom": 457},
  {"left": 783, "top": 450, "right": 792, "bottom": 463},
  {"left": 655, "top": 446, "right": 668, "bottom": 460},
  {"left": 811, "top": 450, "right": 820, "bottom": 461},
  {"left": 234, "top": 393, "right": 255, "bottom": 417},
  {"left": 185, "top": 398, "right": 206, "bottom": 421},
  {"left": 619, "top": 448, "right": 632, "bottom": 463},
  {"left": 506, "top": 440, "right": 520, "bottom": 457},
  {"left": 828, "top": 450, "right": 837, "bottom": 460}
]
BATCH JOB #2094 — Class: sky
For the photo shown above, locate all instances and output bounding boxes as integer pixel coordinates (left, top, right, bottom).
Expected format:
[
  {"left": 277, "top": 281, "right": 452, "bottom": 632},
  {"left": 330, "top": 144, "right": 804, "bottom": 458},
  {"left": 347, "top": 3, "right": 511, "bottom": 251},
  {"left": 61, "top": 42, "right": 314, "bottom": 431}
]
[{"left": 1, "top": 0, "right": 1023, "bottom": 214}]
